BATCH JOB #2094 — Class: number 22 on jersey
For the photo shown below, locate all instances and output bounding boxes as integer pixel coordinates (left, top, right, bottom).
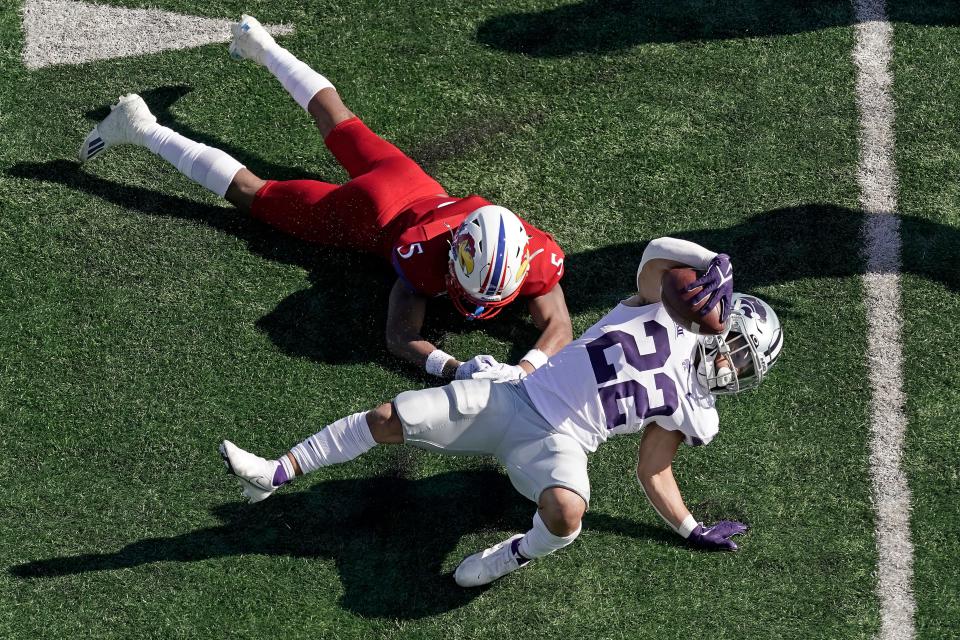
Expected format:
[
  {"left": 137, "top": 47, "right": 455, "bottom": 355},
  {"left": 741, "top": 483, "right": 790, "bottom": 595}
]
[{"left": 585, "top": 320, "right": 680, "bottom": 430}]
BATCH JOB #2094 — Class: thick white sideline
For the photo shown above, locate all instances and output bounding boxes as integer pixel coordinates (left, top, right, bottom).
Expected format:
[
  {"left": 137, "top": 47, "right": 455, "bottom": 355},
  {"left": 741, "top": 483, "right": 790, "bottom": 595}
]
[{"left": 851, "top": 1, "right": 916, "bottom": 639}]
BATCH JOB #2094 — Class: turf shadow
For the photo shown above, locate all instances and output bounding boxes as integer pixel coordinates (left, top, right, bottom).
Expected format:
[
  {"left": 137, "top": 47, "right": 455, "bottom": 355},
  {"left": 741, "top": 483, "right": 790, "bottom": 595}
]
[
  {"left": 8, "top": 466, "right": 670, "bottom": 618},
  {"left": 560, "top": 203, "right": 960, "bottom": 319},
  {"left": 6, "top": 158, "right": 405, "bottom": 370},
  {"left": 406, "top": 110, "right": 547, "bottom": 173},
  {"left": 476, "top": 0, "right": 960, "bottom": 58}
]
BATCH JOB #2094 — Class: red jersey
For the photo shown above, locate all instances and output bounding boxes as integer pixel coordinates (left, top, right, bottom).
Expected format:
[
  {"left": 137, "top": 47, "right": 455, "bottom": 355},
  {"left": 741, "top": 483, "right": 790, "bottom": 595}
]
[{"left": 385, "top": 195, "right": 565, "bottom": 299}]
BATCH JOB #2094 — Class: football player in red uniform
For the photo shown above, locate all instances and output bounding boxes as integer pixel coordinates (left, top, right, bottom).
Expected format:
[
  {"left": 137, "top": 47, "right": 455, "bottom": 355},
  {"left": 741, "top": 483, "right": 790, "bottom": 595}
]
[{"left": 79, "top": 15, "right": 573, "bottom": 381}]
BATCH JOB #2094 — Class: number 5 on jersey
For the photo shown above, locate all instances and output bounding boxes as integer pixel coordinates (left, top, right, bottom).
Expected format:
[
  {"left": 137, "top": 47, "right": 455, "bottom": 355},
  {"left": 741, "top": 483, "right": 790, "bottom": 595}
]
[{"left": 397, "top": 242, "right": 423, "bottom": 259}]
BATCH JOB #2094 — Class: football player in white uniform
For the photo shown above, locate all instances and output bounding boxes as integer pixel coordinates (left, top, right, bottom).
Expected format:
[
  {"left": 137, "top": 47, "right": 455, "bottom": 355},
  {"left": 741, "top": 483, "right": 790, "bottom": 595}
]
[{"left": 219, "top": 236, "right": 783, "bottom": 587}]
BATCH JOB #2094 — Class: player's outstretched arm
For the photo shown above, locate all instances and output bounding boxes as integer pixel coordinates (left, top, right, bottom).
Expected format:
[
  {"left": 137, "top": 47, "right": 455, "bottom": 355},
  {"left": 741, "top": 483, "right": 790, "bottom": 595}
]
[
  {"left": 636, "top": 423, "right": 747, "bottom": 551},
  {"left": 385, "top": 280, "right": 461, "bottom": 375},
  {"left": 520, "top": 284, "right": 574, "bottom": 374},
  {"left": 385, "top": 280, "right": 501, "bottom": 380}
]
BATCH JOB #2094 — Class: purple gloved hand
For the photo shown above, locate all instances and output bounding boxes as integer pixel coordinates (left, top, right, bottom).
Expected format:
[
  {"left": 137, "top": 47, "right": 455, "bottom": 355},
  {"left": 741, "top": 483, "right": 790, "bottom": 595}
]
[
  {"left": 687, "top": 520, "right": 748, "bottom": 551},
  {"left": 685, "top": 253, "right": 733, "bottom": 322}
]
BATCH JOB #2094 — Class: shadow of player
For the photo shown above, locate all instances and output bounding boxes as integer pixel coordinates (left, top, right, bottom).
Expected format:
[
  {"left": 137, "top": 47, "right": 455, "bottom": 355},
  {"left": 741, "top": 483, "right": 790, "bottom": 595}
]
[
  {"left": 7, "top": 86, "right": 556, "bottom": 373},
  {"left": 8, "top": 467, "right": 672, "bottom": 619},
  {"left": 476, "top": 0, "right": 960, "bottom": 58},
  {"left": 10, "top": 157, "right": 960, "bottom": 369},
  {"left": 560, "top": 203, "right": 960, "bottom": 322}
]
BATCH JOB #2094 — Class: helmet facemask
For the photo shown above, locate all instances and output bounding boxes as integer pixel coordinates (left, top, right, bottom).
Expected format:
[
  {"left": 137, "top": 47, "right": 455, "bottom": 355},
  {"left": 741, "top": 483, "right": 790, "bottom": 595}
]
[
  {"left": 444, "top": 268, "right": 519, "bottom": 320},
  {"left": 694, "top": 292, "right": 782, "bottom": 395},
  {"left": 695, "top": 318, "right": 763, "bottom": 394}
]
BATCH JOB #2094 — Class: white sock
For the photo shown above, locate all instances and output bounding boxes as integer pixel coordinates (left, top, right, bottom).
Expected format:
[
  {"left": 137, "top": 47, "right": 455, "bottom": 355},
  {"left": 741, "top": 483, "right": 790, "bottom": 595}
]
[
  {"left": 289, "top": 412, "right": 377, "bottom": 475},
  {"left": 141, "top": 124, "right": 244, "bottom": 197},
  {"left": 262, "top": 45, "right": 334, "bottom": 111},
  {"left": 517, "top": 511, "right": 581, "bottom": 560}
]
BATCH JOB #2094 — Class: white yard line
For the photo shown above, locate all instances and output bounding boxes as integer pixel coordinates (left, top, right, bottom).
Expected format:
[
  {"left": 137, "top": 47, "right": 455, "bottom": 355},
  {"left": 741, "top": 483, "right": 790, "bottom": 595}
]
[{"left": 851, "top": 1, "right": 916, "bottom": 639}]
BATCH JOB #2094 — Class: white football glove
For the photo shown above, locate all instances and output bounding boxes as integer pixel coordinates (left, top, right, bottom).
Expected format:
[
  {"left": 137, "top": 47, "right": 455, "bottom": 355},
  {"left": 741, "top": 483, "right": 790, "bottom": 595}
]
[
  {"left": 455, "top": 354, "right": 501, "bottom": 380},
  {"left": 473, "top": 363, "right": 527, "bottom": 382}
]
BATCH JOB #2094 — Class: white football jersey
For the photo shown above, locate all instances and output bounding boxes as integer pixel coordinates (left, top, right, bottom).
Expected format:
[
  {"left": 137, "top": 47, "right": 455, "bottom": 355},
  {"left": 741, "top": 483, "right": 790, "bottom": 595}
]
[{"left": 522, "top": 301, "right": 718, "bottom": 453}]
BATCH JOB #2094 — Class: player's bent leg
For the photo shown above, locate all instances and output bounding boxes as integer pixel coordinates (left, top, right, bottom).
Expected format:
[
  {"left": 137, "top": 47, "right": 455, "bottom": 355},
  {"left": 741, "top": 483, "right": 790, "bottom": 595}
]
[
  {"left": 453, "top": 488, "right": 584, "bottom": 588},
  {"left": 455, "top": 419, "right": 591, "bottom": 587}
]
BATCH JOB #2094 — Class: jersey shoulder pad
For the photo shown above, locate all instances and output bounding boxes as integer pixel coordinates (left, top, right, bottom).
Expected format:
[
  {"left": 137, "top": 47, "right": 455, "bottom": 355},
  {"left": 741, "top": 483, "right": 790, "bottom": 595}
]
[{"left": 519, "top": 225, "right": 565, "bottom": 297}]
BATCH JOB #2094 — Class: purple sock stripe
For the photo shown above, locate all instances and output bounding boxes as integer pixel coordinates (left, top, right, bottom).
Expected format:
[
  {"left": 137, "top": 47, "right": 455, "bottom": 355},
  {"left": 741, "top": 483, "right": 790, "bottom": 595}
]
[
  {"left": 510, "top": 537, "right": 531, "bottom": 565},
  {"left": 271, "top": 462, "right": 290, "bottom": 486}
]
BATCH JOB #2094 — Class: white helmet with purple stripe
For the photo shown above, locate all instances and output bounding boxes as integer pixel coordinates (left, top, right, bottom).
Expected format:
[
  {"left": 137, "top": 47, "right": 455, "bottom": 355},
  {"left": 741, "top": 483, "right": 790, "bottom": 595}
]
[
  {"left": 446, "top": 205, "right": 531, "bottom": 320},
  {"left": 695, "top": 293, "right": 783, "bottom": 394}
]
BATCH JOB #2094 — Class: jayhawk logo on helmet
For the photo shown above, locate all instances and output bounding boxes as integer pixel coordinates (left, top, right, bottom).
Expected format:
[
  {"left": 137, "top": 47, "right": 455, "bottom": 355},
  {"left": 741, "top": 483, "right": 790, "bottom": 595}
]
[
  {"left": 513, "top": 247, "right": 544, "bottom": 284},
  {"left": 455, "top": 233, "right": 476, "bottom": 276}
]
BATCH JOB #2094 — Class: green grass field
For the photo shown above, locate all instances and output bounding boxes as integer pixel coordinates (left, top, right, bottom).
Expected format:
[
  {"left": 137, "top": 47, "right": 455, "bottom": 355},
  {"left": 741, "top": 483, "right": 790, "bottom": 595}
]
[{"left": 2, "top": 1, "right": 958, "bottom": 638}]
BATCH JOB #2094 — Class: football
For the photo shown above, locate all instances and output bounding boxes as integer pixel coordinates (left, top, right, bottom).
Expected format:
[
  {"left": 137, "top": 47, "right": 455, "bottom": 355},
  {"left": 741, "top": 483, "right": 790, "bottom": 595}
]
[{"left": 660, "top": 267, "right": 726, "bottom": 335}]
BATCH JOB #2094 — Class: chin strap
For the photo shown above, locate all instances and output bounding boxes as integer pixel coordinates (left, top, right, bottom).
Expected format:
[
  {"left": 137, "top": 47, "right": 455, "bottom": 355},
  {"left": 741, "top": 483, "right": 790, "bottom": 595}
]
[
  {"left": 445, "top": 272, "right": 511, "bottom": 320},
  {"left": 696, "top": 334, "right": 740, "bottom": 393},
  {"left": 467, "top": 305, "right": 485, "bottom": 321}
]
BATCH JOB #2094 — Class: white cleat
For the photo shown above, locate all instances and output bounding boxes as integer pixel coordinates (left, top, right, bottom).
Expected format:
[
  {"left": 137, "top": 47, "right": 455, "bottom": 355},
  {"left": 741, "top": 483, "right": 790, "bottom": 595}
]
[
  {"left": 229, "top": 14, "right": 277, "bottom": 65},
  {"left": 454, "top": 534, "right": 530, "bottom": 587},
  {"left": 219, "top": 440, "right": 280, "bottom": 503},
  {"left": 78, "top": 94, "right": 156, "bottom": 163}
]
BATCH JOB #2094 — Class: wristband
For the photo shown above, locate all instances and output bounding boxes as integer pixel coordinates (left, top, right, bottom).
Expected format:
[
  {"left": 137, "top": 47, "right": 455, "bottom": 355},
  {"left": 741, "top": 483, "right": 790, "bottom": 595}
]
[
  {"left": 521, "top": 348, "right": 549, "bottom": 370},
  {"left": 425, "top": 349, "right": 454, "bottom": 377},
  {"left": 677, "top": 514, "right": 699, "bottom": 539}
]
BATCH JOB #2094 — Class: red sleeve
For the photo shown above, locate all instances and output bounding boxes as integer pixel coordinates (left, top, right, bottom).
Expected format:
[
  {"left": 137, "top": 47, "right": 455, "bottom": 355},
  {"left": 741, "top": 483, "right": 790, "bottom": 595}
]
[
  {"left": 518, "top": 226, "right": 565, "bottom": 298},
  {"left": 390, "top": 234, "right": 449, "bottom": 297}
]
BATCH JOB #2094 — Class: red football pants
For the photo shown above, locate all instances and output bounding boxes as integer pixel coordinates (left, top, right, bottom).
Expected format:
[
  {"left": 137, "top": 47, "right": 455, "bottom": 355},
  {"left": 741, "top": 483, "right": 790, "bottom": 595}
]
[{"left": 250, "top": 117, "right": 445, "bottom": 255}]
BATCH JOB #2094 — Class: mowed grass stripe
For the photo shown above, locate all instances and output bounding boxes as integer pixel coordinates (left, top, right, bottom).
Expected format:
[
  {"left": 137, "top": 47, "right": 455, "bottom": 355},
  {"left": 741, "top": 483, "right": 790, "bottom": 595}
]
[{"left": 851, "top": 1, "right": 917, "bottom": 638}]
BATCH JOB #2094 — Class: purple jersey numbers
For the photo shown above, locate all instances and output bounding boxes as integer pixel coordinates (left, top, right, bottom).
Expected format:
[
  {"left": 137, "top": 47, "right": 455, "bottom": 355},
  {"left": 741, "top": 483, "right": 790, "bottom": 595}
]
[{"left": 585, "top": 321, "right": 679, "bottom": 430}]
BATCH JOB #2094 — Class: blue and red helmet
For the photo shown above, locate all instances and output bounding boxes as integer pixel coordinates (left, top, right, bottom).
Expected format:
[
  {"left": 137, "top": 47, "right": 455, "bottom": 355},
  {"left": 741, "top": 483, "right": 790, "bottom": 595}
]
[{"left": 446, "top": 205, "right": 531, "bottom": 320}]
